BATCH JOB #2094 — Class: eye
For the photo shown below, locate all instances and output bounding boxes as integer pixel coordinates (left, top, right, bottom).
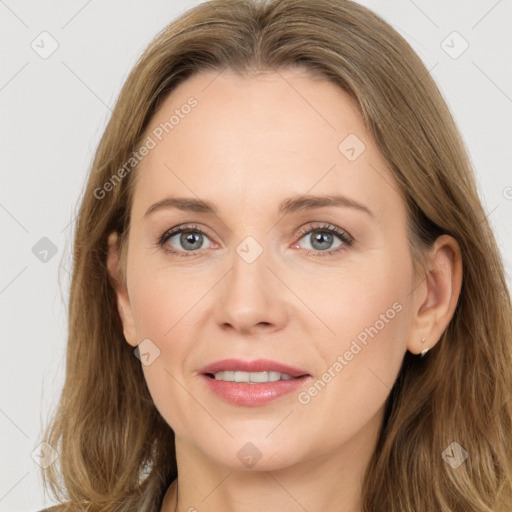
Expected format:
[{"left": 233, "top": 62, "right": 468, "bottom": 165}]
[
  {"left": 293, "top": 223, "right": 353, "bottom": 257},
  {"left": 157, "top": 222, "right": 353, "bottom": 258},
  {"left": 158, "top": 224, "right": 215, "bottom": 257}
]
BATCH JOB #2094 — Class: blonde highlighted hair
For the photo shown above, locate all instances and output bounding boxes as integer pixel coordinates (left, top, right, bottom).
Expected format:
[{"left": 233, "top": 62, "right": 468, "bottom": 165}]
[{"left": 41, "top": 0, "right": 512, "bottom": 510}]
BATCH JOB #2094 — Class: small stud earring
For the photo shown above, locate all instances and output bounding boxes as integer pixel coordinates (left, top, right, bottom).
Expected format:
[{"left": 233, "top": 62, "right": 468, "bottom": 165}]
[{"left": 420, "top": 339, "right": 430, "bottom": 357}]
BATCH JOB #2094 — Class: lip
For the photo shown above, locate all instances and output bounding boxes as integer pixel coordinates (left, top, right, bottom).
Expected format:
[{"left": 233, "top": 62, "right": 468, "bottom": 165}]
[
  {"left": 198, "top": 358, "right": 312, "bottom": 407},
  {"left": 198, "top": 358, "right": 310, "bottom": 378}
]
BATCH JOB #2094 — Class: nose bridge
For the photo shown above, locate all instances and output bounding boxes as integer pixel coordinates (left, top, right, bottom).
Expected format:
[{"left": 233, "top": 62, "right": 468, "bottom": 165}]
[{"left": 213, "top": 234, "right": 288, "bottom": 333}]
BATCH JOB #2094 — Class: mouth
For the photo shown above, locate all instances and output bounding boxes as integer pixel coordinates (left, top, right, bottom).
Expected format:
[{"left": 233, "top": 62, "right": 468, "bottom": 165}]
[{"left": 199, "top": 361, "right": 313, "bottom": 407}]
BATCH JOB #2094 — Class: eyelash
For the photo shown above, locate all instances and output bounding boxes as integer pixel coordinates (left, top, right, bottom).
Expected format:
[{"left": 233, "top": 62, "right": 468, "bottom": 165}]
[{"left": 156, "top": 223, "right": 354, "bottom": 258}]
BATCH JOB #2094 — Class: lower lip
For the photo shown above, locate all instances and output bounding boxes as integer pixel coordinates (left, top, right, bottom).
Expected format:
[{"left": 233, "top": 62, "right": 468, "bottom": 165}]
[{"left": 200, "top": 374, "right": 312, "bottom": 407}]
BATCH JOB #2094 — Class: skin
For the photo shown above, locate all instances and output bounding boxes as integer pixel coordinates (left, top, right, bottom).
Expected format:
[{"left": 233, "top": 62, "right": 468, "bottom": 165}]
[{"left": 107, "top": 67, "right": 462, "bottom": 512}]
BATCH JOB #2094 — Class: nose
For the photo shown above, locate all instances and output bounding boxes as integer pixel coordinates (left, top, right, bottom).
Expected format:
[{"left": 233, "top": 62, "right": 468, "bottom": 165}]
[{"left": 213, "top": 244, "right": 290, "bottom": 335}]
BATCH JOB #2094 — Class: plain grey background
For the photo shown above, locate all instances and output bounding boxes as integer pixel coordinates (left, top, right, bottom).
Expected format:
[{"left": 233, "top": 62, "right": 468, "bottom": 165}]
[{"left": 1, "top": 0, "right": 511, "bottom": 510}]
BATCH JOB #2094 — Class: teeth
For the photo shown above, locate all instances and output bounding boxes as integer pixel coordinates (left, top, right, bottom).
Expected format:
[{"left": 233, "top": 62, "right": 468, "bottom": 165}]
[{"left": 213, "top": 371, "right": 296, "bottom": 383}]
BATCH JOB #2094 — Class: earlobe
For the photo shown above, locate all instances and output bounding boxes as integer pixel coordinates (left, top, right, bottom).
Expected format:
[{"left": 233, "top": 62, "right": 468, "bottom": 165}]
[
  {"left": 107, "top": 231, "right": 138, "bottom": 347},
  {"left": 407, "top": 235, "right": 463, "bottom": 355}
]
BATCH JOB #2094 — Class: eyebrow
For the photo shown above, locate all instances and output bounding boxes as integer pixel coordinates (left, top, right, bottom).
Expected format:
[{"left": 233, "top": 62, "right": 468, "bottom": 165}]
[{"left": 144, "top": 194, "right": 374, "bottom": 219}]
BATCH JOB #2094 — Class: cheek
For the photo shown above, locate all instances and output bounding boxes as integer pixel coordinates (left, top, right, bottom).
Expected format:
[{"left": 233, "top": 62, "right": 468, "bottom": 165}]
[
  {"left": 292, "top": 264, "right": 411, "bottom": 446},
  {"left": 295, "top": 257, "right": 410, "bottom": 343},
  {"left": 297, "top": 252, "right": 413, "bottom": 400},
  {"left": 129, "top": 281, "right": 196, "bottom": 432},
  {"left": 126, "top": 260, "right": 214, "bottom": 430},
  {"left": 128, "top": 258, "right": 208, "bottom": 337}
]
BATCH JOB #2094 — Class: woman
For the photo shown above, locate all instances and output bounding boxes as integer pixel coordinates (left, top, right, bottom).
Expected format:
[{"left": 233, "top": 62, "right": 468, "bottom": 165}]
[{"left": 39, "top": 0, "right": 512, "bottom": 511}]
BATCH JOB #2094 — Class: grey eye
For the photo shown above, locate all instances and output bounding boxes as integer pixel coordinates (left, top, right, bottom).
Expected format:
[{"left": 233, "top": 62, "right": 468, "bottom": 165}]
[
  {"left": 299, "top": 229, "right": 343, "bottom": 251},
  {"left": 168, "top": 230, "right": 211, "bottom": 251}
]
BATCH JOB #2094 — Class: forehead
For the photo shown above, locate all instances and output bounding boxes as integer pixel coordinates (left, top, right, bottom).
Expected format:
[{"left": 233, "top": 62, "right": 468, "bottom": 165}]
[{"left": 130, "top": 68, "right": 403, "bottom": 223}]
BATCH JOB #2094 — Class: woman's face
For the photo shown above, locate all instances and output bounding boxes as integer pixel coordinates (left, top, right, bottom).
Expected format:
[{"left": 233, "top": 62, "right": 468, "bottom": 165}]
[{"left": 111, "top": 68, "right": 422, "bottom": 471}]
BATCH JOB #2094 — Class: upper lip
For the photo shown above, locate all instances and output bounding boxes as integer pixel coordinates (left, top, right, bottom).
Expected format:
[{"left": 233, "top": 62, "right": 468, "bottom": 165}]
[{"left": 199, "top": 358, "right": 310, "bottom": 378}]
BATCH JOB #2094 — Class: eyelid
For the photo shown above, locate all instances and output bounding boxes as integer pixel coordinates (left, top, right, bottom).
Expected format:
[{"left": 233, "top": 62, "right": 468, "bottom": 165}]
[
  {"left": 158, "top": 223, "right": 211, "bottom": 244},
  {"left": 294, "top": 222, "right": 354, "bottom": 244}
]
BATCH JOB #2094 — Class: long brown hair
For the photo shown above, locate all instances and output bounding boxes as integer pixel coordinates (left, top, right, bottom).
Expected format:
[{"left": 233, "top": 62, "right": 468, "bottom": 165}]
[{"left": 40, "top": 1, "right": 512, "bottom": 510}]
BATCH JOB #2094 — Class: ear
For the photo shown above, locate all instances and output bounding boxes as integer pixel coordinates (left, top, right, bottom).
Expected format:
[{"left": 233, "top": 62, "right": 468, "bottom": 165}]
[
  {"left": 407, "top": 234, "right": 463, "bottom": 355},
  {"left": 107, "top": 231, "right": 138, "bottom": 347}
]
